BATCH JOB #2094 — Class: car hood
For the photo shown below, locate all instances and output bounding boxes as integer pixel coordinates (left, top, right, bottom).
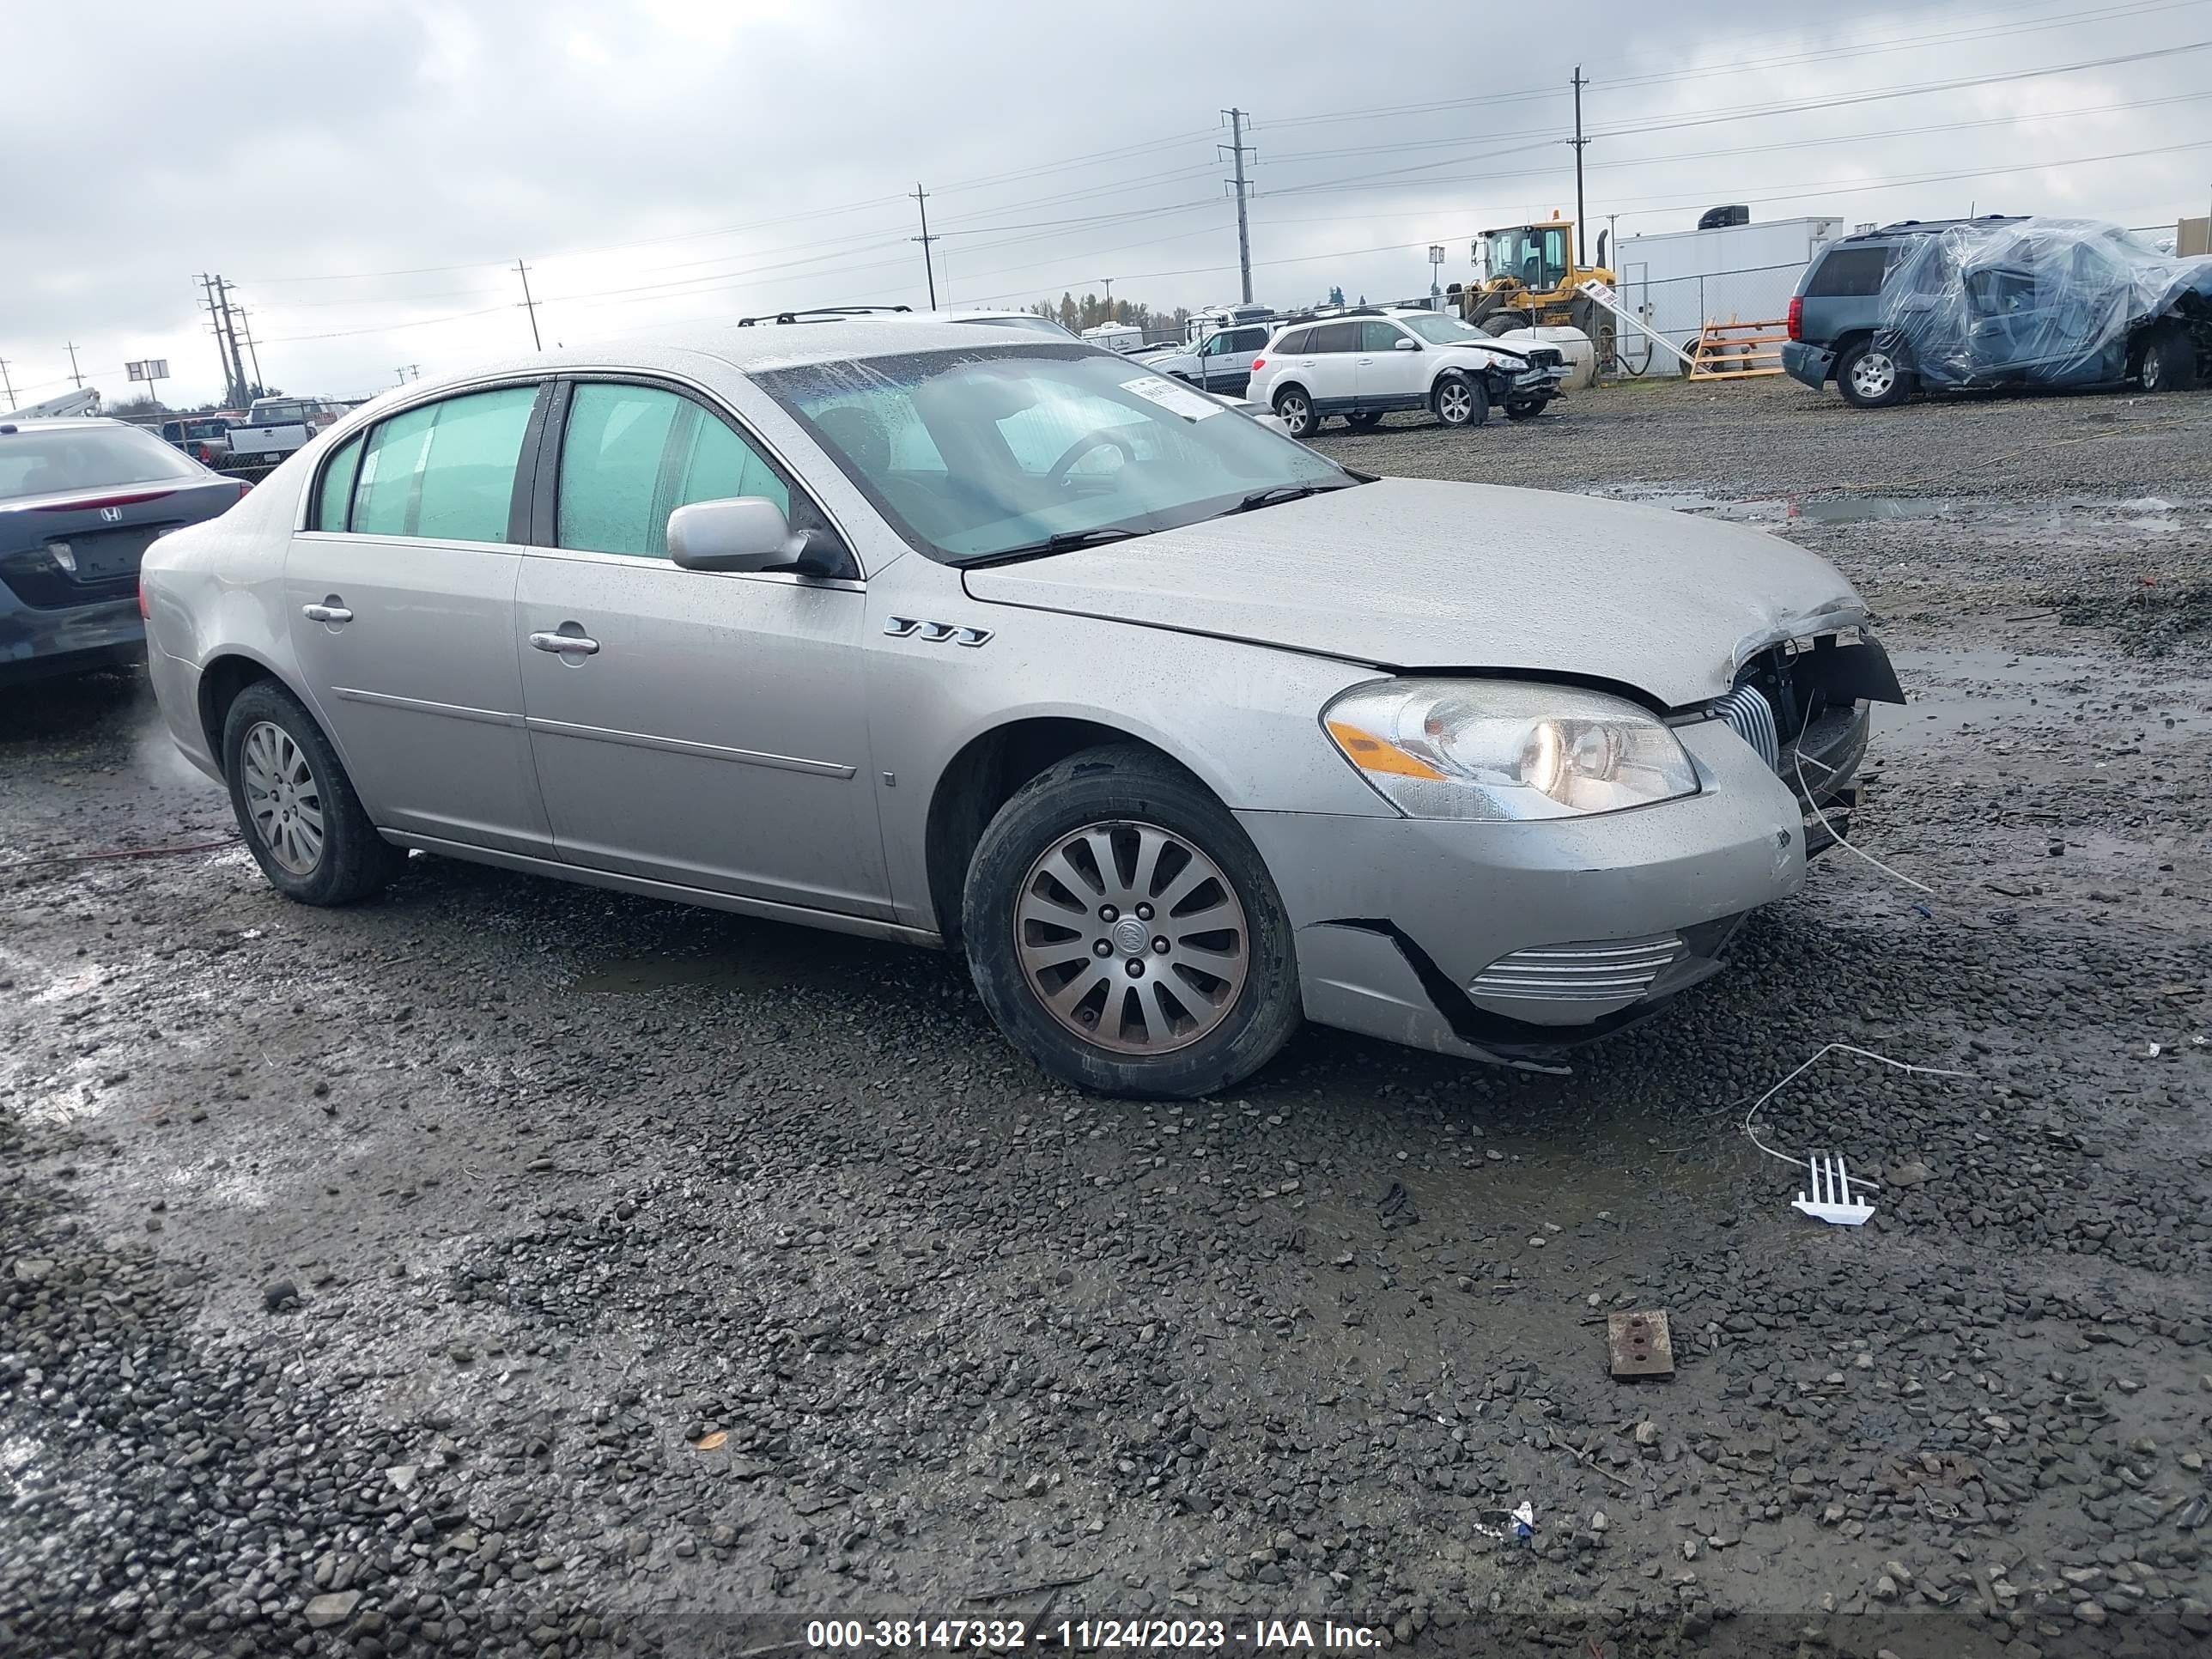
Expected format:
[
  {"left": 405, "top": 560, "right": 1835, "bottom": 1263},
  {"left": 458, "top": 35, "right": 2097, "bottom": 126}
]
[{"left": 960, "top": 477, "right": 1869, "bottom": 708}]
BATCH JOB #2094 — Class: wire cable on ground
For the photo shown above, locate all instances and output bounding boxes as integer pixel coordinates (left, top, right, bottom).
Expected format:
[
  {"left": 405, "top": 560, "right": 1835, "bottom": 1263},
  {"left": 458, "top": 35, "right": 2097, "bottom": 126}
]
[
  {"left": 3, "top": 836, "right": 239, "bottom": 870},
  {"left": 1741, "top": 1043, "right": 1969, "bottom": 1175}
]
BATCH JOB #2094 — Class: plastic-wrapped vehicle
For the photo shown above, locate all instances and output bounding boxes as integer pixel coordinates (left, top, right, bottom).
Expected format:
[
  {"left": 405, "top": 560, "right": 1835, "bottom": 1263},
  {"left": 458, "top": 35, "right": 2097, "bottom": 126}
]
[{"left": 1864, "top": 218, "right": 2209, "bottom": 405}]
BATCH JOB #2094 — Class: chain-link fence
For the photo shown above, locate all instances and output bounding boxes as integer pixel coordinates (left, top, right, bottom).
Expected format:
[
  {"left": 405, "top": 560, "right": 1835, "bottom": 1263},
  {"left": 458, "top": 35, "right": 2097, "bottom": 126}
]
[{"left": 1609, "top": 259, "right": 1808, "bottom": 376}]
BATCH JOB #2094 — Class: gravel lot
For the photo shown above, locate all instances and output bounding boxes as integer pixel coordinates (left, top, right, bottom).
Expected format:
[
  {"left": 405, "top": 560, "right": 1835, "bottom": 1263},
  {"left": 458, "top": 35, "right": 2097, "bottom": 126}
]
[{"left": 4, "top": 377, "right": 2209, "bottom": 1658}]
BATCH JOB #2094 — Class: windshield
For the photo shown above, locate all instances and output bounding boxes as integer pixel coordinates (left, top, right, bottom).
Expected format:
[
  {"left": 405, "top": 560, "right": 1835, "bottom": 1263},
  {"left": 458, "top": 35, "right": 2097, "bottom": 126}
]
[
  {"left": 251, "top": 403, "right": 301, "bottom": 424},
  {"left": 1399, "top": 312, "right": 1482, "bottom": 344},
  {"left": 0, "top": 425, "right": 201, "bottom": 501},
  {"left": 759, "top": 345, "right": 1352, "bottom": 564},
  {"left": 1484, "top": 227, "right": 1568, "bottom": 292}
]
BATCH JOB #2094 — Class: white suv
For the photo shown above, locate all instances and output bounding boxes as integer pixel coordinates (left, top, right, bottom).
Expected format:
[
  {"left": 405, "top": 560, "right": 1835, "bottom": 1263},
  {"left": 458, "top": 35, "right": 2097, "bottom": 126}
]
[{"left": 1249, "top": 308, "right": 1566, "bottom": 437}]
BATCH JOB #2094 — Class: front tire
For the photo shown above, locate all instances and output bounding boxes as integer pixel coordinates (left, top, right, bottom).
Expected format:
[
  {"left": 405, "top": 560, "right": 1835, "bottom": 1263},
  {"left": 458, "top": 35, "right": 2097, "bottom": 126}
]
[
  {"left": 1482, "top": 313, "right": 1528, "bottom": 338},
  {"left": 1432, "top": 371, "right": 1490, "bottom": 428},
  {"left": 222, "top": 680, "right": 404, "bottom": 906},
  {"left": 1272, "top": 385, "right": 1316, "bottom": 439},
  {"left": 2138, "top": 322, "right": 2200, "bottom": 392},
  {"left": 963, "top": 745, "right": 1301, "bottom": 1098},
  {"left": 1504, "top": 397, "right": 1551, "bottom": 421},
  {"left": 1836, "top": 339, "right": 1912, "bottom": 408}
]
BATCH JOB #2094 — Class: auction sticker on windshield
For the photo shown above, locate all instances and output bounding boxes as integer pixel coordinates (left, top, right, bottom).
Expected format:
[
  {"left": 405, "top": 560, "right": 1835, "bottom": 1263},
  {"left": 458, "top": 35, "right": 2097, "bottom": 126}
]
[{"left": 1120, "top": 374, "right": 1224, "bottom": 421}]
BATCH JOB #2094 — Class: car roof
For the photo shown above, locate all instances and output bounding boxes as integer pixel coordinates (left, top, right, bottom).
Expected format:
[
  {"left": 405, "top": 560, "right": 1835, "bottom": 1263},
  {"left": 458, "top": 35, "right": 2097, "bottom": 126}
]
[
  {"left": 1832, "top": 215, "right": 2029, "bottom": 246},
  {"left": 319, "top": 320, "right": 1097, "bottom": 422}
]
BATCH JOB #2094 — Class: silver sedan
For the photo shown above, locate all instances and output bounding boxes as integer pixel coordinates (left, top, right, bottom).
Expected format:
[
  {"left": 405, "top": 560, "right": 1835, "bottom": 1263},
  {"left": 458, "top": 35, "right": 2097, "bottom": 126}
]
[{"left": 142, "top": 321, "right": 1902, "bottom": 1097}]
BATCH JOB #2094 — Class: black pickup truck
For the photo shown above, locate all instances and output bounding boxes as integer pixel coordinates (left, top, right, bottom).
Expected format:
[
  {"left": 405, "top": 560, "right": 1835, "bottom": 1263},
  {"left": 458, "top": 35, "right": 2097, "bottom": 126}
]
[{"left": 155, "top": 417, "right": 234, "bottom": 467}]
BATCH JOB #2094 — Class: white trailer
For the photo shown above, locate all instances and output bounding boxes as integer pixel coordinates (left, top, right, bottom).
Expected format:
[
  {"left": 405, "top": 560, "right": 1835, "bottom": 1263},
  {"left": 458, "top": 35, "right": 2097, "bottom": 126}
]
[
  {"left": 1612, "top": 215, "right": 1842, "bottom": 360},
  {"left": 1079, "top": 322, "right": 1145, "bottom": 354}
]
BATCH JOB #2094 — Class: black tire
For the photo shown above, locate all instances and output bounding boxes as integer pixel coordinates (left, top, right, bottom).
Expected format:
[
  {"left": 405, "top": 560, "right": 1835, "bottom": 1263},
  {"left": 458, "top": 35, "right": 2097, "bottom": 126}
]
[
  {"left": 1271, "top": 385, "right": 1316, "bottom": 439},
  {"left": 1482, "top": 314, "right": 1528, "bottom": 338},
  {"left": 2138, "top": 322, "right": 2200, "bottom": 392},
  {"left": 1431, "top": 370, "right": 1490, "bottom": 428},
  {"left": 962, "top": 744, "right": 1302, "bottom": 1099},
  {"left": 1346, "top": 410, "right": 1385, "bottom": 431},
  {"left": 221, "top": 679, "right": 404, "bottom": 906},
  {"left": 1835, "top": 338, "right": 1913, "bottom": 408},
  {"left": 1504, "top": 397, "right": 1552, "bottom": 421}
]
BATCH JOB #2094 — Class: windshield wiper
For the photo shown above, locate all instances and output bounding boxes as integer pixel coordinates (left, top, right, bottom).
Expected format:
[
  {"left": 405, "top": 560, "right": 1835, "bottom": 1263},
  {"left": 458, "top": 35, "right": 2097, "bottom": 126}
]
[
  {"left": 954, "top": 526, "right": 1144, "bottom": 568},
  {"left": 1224, "top": 480, "right": 1360, "bottom": 515}
]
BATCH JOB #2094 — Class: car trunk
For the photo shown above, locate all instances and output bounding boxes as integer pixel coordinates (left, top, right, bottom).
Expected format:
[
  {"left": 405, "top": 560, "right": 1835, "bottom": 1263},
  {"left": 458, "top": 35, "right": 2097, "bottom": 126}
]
[{"left": 0, "top": 479, "right": 242, "bottom": 611}]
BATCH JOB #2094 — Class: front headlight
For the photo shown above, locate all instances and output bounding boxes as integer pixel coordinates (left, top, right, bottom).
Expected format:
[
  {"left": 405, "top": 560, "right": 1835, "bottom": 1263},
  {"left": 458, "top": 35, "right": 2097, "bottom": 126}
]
[{"left": 1322, "top": 678, "right": 1698, "bottom": 820}]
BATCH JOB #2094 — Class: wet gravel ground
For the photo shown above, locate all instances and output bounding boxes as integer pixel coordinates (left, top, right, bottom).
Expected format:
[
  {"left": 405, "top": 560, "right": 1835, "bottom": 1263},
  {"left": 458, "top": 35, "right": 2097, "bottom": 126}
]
[{"left": 4, "top": 378, "right": 2210, "bottom": 1658}]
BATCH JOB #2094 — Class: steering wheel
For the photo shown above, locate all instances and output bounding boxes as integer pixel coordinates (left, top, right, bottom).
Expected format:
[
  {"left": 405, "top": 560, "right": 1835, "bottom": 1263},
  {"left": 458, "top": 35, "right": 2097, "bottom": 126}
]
[{"left": 1044, "top": 428, "right": 1139, "bottom": 486}]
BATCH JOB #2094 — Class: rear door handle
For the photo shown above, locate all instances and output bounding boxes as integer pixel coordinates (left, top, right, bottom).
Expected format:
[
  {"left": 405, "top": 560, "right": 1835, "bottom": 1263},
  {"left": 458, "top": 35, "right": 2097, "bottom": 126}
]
[
  {"left": 301, "top": 602, "right": 352, "bottom": 623},
  {"left": 529, "top": 629, "right": 600, "bottom": 656}
]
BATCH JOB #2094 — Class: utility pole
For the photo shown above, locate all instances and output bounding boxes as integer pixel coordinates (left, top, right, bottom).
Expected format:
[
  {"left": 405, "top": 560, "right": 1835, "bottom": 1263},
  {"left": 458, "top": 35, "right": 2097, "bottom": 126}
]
[
  {"left": 0, "top": 359, "right": 15, "bottom": 410},
  {"left": 909, "top": 184, "right": 939, "bottom": 309},
  {"left": 1102, "top": 276, "right": 1113, "bottom": 319},
  {"left": 198, "top": 274, "right": 251, "bottom": 408},
  {"left": 64, "top": 343, "right": 84, "bottom": 389},
  {"left": 514, "top": 260, "right": 543, "bottom": 349},
  {"left": 1220, "top": 109, "right": 1255, "bottom": 303},
  {"left": 233, "top": 303, "right": 265, "bottom": 392},
  {"left": 1570, "top": 68, "right": 1590, "bottom": 267}
]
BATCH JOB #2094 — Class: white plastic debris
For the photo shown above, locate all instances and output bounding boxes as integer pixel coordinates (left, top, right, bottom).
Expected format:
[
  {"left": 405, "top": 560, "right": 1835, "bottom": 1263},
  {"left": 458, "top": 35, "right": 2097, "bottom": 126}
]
[{"left": 1790, "top": 1152, "right": 1876, "bottom": 1226}]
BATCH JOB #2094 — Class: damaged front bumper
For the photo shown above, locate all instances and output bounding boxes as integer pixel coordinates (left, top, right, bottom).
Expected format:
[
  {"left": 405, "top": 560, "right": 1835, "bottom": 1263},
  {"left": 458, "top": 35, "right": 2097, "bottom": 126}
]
[{"left": 1242, "top": 702, "right": 1878, "bottom": 1070}]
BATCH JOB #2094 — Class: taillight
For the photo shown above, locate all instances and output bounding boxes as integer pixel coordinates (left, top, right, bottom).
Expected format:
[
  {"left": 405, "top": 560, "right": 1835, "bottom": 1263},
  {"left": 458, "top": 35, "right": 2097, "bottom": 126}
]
[
  {"left": 1786, "top": 297, "right": 1803, "bottom": 341},
  {"left": 236, "top": 480, "right": 253, "bottom": 500},
  {"left": 1249, "top": 356, "right": 1266, "bottom": 372},
  {"left": 137, "top": 580, "right": 149, "bottom": 620}
]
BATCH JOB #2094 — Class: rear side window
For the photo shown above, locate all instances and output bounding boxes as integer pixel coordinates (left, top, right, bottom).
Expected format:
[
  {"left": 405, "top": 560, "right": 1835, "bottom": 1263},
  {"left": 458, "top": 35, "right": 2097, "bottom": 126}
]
[
  {"left": 556, "top": 382, "right": 790, "bottom": 558},
  {"left": 314, "top": 432, "right": 363, "bottom": 530},
  {"left": 1230, "top": 328, "right": 1268, "bottom": 352},
  {"left": 1309, "top": 322, "right": 1359, "bottom": 353},
  {"left": 352, "top": 384, "right": 538, "bottom": 544},
  {"left": 1806, "top": 246, "right": 1890, "bottom": 297}
]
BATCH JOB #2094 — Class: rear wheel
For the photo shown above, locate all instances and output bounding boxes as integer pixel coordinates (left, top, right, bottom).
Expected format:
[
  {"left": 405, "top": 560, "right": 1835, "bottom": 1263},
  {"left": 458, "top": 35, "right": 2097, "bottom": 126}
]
[
  {"left": 1482, "top": 313, "right": 1528, "bottom": 338},
  {"left": 1346, "top": 410, "right": 1384, "bottom": 431},
  {"left": 1432, "top": 371, "right": 1490, "bottom": 428},
  {"left": 2138, "top": 322, "right": 2200, "bottom": 392},
  {"left": 963, "top": 745, "right": 1301, "bottom": 1098},
  {"left": 222, "top": 680, "right": 404, "bottom": 906},
  {"left": 1836, "top": 339, "right": 1913, "bottom": 408},
  {"left": 1504, "top": 397, "right": 1552, "bottom": 421},
  {"left": 1272, "top": 385, "right": 1316, "bottom": 439}
]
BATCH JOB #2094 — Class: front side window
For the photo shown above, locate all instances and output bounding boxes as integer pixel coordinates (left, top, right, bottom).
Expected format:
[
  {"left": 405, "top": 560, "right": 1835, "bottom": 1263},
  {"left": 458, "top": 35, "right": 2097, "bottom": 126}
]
[
  {"left": 760, "top": 345, "right": 1352, "bottom": 566},
  {"left": 556, "top": 382, "right": 789, "bottom": 558},
  {"left": 1360, "top": 320, "right": 1408, "bottom": 352},
  {"left": 351, "top": 383, "right": 538, "bottom": 544}
]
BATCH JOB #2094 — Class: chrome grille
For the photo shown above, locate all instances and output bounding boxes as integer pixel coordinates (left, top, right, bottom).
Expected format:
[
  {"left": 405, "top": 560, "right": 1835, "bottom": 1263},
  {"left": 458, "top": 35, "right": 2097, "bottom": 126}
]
[
  {"left": 1717, "top": 682, "right": 1780, "bottom": 772},
  {"left": 1468, "top": 933, "right": 1686, "bottom": 1008}
]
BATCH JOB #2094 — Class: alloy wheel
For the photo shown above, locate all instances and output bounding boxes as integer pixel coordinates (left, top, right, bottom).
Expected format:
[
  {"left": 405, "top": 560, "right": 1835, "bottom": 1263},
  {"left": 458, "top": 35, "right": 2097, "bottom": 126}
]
[
  {"left": 1437, "top": 381, "right": 1474, "bottom": 424},
  {"left": 240, "top": 720, "right": 325, "bottom": 875},
  {"left": 1850, "top": 351, "right": 1896, "bottom": 401},
  {"left": 1013, "top": 819, "right": 1249, "bottom": 1056}
]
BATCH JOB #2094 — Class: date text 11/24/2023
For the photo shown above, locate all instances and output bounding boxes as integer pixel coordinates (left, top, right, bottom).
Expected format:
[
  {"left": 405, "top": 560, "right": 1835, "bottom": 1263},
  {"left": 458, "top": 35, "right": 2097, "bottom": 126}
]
[{"left": 805, "top": 1619, "right": 1383, "bottom": 1650}]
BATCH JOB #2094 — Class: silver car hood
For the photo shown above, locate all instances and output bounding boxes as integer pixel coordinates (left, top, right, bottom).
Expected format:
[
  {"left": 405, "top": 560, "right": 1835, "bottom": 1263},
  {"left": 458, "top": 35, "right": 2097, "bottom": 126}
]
[{"left": 962, "top": 477, "right": 1868, "bottom": 708}]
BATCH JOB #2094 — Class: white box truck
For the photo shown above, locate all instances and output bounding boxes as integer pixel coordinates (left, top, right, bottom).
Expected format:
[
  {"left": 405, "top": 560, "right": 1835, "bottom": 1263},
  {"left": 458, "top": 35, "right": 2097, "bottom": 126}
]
[{"left": 1613, "top": 215, "right": 1843, "bottom": 364}]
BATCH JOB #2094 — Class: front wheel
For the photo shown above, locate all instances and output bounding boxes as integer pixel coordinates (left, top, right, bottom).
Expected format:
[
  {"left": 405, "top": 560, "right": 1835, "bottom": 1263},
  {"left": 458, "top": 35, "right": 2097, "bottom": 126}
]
[
  {"left": 1432, "top": 371, "right": 1490, "bottom": 428},
  {"left": 1482, "top": 314, "right": 1528, "bottom": 338},
  {"left": 963, "top": 745, "right": 1302, "bottom": 1098},
  {"left": 1504, "top": 397, "right": 1552, "bottom": 421},
  {"left": 1836, "top": 339, "right": 1913, "bottom": 408},
  {"left": 222, "top": 680, "right": 405, "bottom": 906},
  {"left": 1271, "top": 386, "right": 1316, "bottom": 439},
  {"left": 2138, "top": 322, "right": 2200, "bottom": 392}
]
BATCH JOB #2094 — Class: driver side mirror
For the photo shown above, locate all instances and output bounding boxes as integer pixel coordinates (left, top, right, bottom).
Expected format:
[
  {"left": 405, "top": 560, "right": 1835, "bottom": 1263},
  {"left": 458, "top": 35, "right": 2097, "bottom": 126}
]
[
  {"left": 668, "top": 497, "right": 846, "bottom": 576},
  {"left": 1393, "top": 337, "right": 1419, "bottom": 351}
]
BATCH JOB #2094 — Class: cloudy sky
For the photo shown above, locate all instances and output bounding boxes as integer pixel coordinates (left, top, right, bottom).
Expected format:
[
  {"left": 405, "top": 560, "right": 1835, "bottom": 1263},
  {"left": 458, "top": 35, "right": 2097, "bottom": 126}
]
[{"left": 5, "top": 0, "right": 2209, "bottom": 409}]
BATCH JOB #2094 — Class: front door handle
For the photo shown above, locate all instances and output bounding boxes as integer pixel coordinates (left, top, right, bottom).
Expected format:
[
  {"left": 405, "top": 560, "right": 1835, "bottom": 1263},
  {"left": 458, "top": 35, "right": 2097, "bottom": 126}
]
[
  {"left": 301, "top": 602, "right": 352, "bottom": 623},
  {"left": 529, "top": 629, "right": 600, "bottom": 656}
]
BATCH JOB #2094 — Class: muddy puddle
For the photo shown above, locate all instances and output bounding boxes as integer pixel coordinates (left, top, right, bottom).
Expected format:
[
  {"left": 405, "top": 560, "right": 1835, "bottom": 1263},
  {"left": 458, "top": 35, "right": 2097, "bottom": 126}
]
[
  {"left": 1874, "top": 647, "right": 2212, "bottom": 750},
  {"left": 1582, "top": 483, "right": 2197, "bottom": 534}
]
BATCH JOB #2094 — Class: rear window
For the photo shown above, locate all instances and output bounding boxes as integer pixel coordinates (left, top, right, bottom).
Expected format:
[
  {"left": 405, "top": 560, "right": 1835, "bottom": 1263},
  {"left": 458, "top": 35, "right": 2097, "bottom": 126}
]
[
  {"left": 0, "top": 425, "right": 201, "bottom": 501},
  {"left": 1273, "top": 328, "right": 1313, "bottom": 354},
  {"left": 1806, "top": 246, "right": 1891, "bottom": 298}
]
